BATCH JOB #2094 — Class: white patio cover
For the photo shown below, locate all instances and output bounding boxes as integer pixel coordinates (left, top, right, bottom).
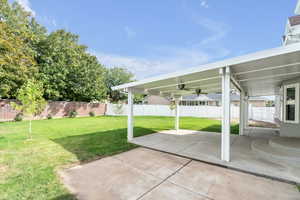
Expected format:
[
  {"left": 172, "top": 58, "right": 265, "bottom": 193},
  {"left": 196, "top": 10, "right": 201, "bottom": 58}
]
[{"left": 113, "top": 43, "right": 300, "bottom": 97}]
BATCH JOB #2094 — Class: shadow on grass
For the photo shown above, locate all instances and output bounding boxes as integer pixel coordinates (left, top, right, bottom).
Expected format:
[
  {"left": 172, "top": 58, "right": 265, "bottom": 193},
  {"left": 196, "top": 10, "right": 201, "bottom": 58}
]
[
  {"left": 52, "top": 127, "right": 155, "bottom": 163},
  {"left": 52, "top": 194, "right": 77, "bottom": 200},
  {"left": 200, "top": 124, "right": 239, "bottom": 135}
]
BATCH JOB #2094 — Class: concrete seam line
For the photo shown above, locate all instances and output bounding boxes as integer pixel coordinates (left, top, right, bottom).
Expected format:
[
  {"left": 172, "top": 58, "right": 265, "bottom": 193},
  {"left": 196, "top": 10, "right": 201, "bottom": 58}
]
[
  {"left": 166, "top": 180, "right": 214, "bottom": 200},
  {"left": 138, "top": 146, "right": 298, "bottom": 185},
  {"left": 136, "top": 159, "right": 193, "bottom": 200}
]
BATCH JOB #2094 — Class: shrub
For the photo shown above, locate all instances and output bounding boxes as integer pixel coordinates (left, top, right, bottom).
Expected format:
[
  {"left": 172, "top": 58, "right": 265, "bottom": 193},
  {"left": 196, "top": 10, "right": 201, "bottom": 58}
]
[
  {"left": 47, "top": 114, "right": 52, "bottom": 120},
  {"left": 68, "top": 110, "right": 77, "bottom": 118},
  {"left": 89, "top": 111, "right": 95, "bottom": 117},
  {"left": 14, "top": 113, "right": 23, "bottom": 122}
]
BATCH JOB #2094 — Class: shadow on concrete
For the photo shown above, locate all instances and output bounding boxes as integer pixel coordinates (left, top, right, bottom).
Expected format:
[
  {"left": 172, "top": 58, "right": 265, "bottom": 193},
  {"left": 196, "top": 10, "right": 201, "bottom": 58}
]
[{"left": 52, "top": 127, "right": 155, "bottom": 163}]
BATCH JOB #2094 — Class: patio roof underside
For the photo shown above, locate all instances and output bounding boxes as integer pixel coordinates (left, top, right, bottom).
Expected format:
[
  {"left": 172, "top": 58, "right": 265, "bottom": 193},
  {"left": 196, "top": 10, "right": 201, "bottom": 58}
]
[{"left": 114, "top": 44, "right": 300, "bottom": 97}]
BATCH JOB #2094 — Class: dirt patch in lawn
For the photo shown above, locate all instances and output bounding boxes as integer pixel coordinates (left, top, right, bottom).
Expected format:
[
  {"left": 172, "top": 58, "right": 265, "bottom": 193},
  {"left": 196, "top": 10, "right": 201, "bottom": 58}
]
[
  {"left": 0, "top": 164, "right": 8, "bottom": 173},
  {"left": 0, "top": 164, "right": 8, "bottom": 183}
]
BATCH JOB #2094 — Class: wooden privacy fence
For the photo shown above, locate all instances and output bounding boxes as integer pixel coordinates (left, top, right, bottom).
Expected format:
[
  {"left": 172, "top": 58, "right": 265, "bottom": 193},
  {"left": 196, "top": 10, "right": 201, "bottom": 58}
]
[{"left": 0, "top": 100, "right": 106, "bottom": 121}]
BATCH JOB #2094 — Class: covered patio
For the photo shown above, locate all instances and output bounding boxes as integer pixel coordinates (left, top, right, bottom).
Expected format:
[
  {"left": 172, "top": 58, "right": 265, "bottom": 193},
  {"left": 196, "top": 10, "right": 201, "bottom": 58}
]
[
  {"left": 131, "top": 128, "right": 300, "bottom": 183},
  {"left": 112, "top": 43, "right": 300, "bottom": 183}
]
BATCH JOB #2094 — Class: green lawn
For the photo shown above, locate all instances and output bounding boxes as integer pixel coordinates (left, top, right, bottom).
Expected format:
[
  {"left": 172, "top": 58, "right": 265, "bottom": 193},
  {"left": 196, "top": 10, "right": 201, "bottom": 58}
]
[{"left": 0, "top": 116, "right": 238, "bottom": 200}]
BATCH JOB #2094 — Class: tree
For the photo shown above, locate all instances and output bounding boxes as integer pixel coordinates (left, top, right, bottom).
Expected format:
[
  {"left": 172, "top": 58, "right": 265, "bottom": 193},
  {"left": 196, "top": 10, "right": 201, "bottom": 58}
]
[
  {"left": 104, "top": 67, "right": 135, "bottom": 102},
  {"left": 1, "top": 0, "right": 126, "bottom": 103},
  {"left": 0, "top": 0, "right": 45, "bottom": 98},
  {"left": 37, "top": 30, "right": 107, "bottom": 101},
  {"left": 11, "top": 79, "right": 46, "bottom": 139}
]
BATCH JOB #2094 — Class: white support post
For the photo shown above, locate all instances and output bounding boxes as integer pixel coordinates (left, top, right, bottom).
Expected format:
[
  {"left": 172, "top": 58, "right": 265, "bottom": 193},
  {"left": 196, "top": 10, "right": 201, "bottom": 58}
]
[
  {"left": 239, "top": 91, "right": 245, "bottom": 136},
  {"left": 220, "top": 67, "right": 231, "bottom": 162},
  {"left": 175, "top": 98, "right": 180, "bottom": 132},
  {"left": 244, "top": 97, "right": 249, "bottom": 129},
  {"left": 274, "top": 95, "right": 281, "bottom": 121},
  {"left": 127, "top": 88, "right": 134, "bottom": 141}
]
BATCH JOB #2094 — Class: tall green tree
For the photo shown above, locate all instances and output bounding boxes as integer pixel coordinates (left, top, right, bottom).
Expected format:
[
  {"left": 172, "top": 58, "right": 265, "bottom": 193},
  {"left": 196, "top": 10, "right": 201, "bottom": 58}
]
[
  {"left": 0, "top": 21, "right": 37, "bottom": 98},
  {"left": 104, "top": 67, "right": 135, "bottom": 102},
  {"left": 11, "top": 79, "right": 46, "bottom": 139},
  {"left": 37, "top": 30, "right": 107, "bottom": 101},
  {"left": 0, "top": 0, "right": 46, "bottom": 98}
]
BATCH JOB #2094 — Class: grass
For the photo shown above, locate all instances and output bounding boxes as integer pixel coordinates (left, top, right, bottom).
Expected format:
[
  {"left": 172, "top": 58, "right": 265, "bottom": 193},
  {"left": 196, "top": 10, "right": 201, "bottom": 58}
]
[{"left": 0, "top": 116, "right": 238, "bottom": 200}]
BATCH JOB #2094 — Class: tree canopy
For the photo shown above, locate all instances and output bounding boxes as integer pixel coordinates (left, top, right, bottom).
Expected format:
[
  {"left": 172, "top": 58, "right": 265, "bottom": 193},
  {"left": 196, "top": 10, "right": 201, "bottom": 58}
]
[
  {"left": 37, "top": 30, "right": 107, "bottom": 101},
  {"left": 0, "top": 0, "right": 135, "bottom": 102},
  {"left": 104, "top": 67, "right": 134, "bottom": 102}
]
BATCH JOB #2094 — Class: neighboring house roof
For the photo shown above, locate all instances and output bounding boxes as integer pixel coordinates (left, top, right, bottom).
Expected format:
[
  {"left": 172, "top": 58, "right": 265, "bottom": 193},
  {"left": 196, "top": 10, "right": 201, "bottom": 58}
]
[
  {"left": 182, "top": 94, "right": 271, "bottom": 102},
  {"left": 289, "top": 15, "right": 300, "bottom": 26}
]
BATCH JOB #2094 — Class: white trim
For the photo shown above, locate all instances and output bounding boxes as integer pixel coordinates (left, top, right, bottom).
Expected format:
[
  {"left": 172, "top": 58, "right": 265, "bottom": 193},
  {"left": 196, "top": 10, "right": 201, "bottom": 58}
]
[
  {"left": 295, "top": 0, "right": 300, "bottom": 15},
  {"left": 231, "top": 75, "right": 242, "bottom": 92},
  {"left": 283, "top": 83, "right": 299, "bottom": 124},
  {"left": 244, "top": 97, "right": 249, "bottom": 128},
  {"left": 239, "top": 91, "right": 245, "bottom": 136},
  {"left": 239, "top": 71, "right": 300, "bottom": 82},
  {"left": 161, "top": 87, "right": 221, "bottom": 94},
  {"left": 235, "top": 62, "right": 300, "bottom": 76},
  {"left": 221, "top": 67, "right": 231, "bottom": 162},
  {"left": 158, "top": 83, "right": 220, "bottom": 92},
  {"left": 147, "top": 76, "right": 220, "bottom": 91},
  {"left": 175, "top": 99, "right": 180, "bottom": 131},
  {"left": 127, "top": 89, "right": 134, "bottom": 141},
  {"left": 112, "top": 43, "right": 300, "bottom": 91}
]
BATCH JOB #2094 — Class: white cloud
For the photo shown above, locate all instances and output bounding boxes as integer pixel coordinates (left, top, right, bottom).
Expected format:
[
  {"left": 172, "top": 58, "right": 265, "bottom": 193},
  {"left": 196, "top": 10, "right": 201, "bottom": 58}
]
[
  {"left": 93, "top": 2, "right": 230, "bottom": 80},
  {"left": 93, "top": 45, "right": 229, "bottom": 79},
  {"left": 16, "top": 0, "right": 36, "bottom": 17},
  {"left": 195, "top": 18, "right": 229, "bottom": 45},
  {"left": 38, "top": 16, "right": 58, "bottom": 28},
  {"left": 124, "top": 26, "right": 137, "bottom": 38},
  {"left": 92, "top": 14, "right": 231, "bottom": 80},
  {"left": 51, "top": 19, "right": 57, "bottom": 27},
  {"left": 200, "top": 0, "right": 209, "bottom": 8}
]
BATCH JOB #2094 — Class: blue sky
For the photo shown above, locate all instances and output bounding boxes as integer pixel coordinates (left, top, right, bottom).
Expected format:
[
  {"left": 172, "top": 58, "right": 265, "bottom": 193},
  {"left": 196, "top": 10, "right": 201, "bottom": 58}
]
[{"left": 15, "top": 0, "right": 297, "bottom": 79}]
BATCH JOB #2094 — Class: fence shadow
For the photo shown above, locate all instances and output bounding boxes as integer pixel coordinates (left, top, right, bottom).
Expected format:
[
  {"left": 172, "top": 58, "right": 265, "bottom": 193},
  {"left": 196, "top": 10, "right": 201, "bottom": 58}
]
[{"left": 52, "top": 127, "right": 155, "bottom": 163}]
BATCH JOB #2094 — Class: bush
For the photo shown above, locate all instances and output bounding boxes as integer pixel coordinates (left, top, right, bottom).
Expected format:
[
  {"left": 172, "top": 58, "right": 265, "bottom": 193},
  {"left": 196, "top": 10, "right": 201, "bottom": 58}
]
[
  {"left": 68, "top": 110, "right": 77, "bottom": 118},
  {"left": 89, "top": 111, "right": 95, "bottom": 117},
  {"left": 14, "top": 113, "right": 23, "bottom": 122},
  {"left": 47, "top": 114, "right": 52, "bottom": 120}
]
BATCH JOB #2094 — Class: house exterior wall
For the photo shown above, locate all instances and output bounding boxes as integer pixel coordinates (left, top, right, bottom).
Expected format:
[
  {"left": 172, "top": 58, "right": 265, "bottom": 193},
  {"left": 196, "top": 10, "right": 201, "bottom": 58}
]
[
  {"left": 283, "top": 22, "right": 300, "bottom": 45},
  {"left": 280, "top": 77, "right": 300, "bottom": 138}
]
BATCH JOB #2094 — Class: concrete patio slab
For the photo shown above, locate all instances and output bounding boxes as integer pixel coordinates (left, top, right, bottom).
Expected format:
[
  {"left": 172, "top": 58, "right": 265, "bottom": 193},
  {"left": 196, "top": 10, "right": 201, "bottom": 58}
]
[
  {"left": 131, "top": 129, "right": 300, "bottom": 183},
  {"left": 140, "top": 181, "right": 208, "bottom": 200},
  {"left": 113, "top": 148, "right": 190, "bottom": 179},
  {"left": 60, "top": 148, "right": 300, "bottom": 200},
  {"left": 169, "top": 161, "right": 300, "bottom": 200},
  {"left": 60, "top": 157, "right": 162, "bottom": 200}
]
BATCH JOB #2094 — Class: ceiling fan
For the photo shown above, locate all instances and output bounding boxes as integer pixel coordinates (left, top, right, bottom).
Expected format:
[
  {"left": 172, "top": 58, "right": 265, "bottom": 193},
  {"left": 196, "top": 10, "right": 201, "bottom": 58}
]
[{"left": 176, "top": 82, "right": 208, "bottom": 96}]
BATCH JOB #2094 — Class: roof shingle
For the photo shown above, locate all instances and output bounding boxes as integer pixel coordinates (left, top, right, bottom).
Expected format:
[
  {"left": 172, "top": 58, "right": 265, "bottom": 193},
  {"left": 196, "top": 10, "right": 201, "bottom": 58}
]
[{"left": 289, "top": 15, "right": 300, "bottom": 26}]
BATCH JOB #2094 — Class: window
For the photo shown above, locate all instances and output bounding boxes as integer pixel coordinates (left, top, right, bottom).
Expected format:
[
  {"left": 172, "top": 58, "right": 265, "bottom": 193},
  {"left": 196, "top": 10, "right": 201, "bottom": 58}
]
[{"left": 283, "top": 83, "right": 299, "bottom": 123}]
